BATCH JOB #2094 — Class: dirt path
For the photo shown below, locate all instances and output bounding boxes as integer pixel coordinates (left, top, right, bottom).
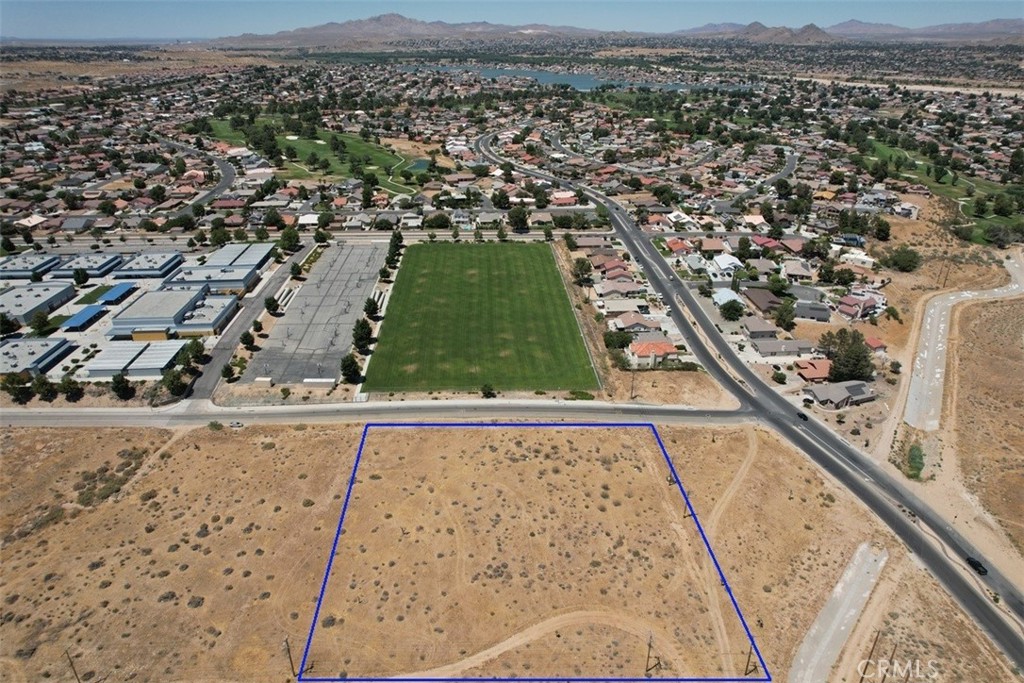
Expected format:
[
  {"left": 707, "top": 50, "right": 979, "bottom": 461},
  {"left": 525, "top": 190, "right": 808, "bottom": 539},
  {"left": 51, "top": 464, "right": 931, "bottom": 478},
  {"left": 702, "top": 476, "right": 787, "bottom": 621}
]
[
  {"left": 397, "top": 609, "right": 687, "bottom": 679},
  {"left": 704, "top": 429, "right": 758, "bottom": 536}
]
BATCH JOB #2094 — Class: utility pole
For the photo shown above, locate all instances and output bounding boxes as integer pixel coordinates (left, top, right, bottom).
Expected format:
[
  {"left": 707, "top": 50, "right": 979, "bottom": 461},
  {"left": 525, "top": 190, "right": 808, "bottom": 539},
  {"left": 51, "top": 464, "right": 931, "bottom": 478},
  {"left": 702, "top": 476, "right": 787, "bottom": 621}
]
[
  {"left": 744, "top": 645, "right": 759, "bottom": 676},
  {"left": 65, "top": 649, "right": 82, "bottom": 683},
  {"left": 644, "top": 632, "right": 661, "bottom": 674},
  {"left": 857, "top": 630, "right": 881, "bottom": 683}
]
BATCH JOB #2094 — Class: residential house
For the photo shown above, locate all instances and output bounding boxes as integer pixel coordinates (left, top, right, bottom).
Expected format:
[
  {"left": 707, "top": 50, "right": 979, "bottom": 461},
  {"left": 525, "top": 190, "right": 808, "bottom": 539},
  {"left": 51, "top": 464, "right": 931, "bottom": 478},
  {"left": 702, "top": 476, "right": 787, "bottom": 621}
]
[
  {"left": 711, "top": 289, "right": 744, "bottom": 308},
  {"left": 743, "top": 288, "right": 783, "bottom": 314},
  {"left": 627, "top": 339, "right": 680, "bottom": 369},
  {"left": 803, "top": 380, "right": 876, "bottom": 408},
  {"left": 612, "top": 312, "right": 661, "bottom": 333},
  {"left": 794, "top": 359, "right": 832, "bottom": 383},
  {"left": 742, "top": 317, "right": 779, "bottom": 340},
  {"left": 751, "top": 338, "right": 815, "bottom": 357}
]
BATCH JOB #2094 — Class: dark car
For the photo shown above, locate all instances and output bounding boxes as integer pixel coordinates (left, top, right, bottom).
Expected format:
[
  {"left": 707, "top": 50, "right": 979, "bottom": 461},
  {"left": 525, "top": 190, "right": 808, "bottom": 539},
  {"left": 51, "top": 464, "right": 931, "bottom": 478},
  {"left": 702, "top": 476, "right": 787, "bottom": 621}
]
[
  {"left": 797, "top": 412, "right": 809, "bottom": 421},
  {"left": 965, "top": 557, "right": 988, "bottom": 576}
]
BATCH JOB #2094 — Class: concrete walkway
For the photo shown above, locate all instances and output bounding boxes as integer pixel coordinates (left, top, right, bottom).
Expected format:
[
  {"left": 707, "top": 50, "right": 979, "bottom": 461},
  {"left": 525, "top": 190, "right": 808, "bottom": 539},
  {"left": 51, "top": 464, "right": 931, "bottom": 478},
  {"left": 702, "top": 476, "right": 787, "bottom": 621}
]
[
  {"left": 904, "top": 251, "right": 1024, "bottom": 431},
  {"left": 789, "top": 543, "right": 888, "bottom": 683}
]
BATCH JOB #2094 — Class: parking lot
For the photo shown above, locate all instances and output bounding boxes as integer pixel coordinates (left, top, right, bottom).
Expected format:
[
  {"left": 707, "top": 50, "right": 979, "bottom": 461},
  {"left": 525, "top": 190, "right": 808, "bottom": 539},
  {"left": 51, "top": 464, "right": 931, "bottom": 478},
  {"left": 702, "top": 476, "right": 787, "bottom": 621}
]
[{"left": 247, "top": 243, "right": 387, "bottom": 384}]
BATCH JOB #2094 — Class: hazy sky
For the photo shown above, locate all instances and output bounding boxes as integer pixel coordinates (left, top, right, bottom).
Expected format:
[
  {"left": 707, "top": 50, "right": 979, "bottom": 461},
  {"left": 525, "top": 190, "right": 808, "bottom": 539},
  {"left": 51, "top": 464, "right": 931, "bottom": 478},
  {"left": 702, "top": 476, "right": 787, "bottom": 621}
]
[{"left": 2, "top": 0, "right": 1021, "bottom": 40}]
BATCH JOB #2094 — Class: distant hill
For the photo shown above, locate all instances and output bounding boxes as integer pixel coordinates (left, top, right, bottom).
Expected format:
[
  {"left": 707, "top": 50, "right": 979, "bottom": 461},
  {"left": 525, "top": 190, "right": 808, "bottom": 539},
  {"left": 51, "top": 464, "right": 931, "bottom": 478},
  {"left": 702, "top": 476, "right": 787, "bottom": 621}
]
[
  {"left": 826, "top": 17, "right": 1023, "bottom": 41},
  {"left": 212, "top": 13, "right": 1024, "bottom": 48},
  {"left": 673, "top": 22, "right": 745, "bottom": 35},
  {"left": 214, "top": 12, "right": 602, "bottom": 48}
]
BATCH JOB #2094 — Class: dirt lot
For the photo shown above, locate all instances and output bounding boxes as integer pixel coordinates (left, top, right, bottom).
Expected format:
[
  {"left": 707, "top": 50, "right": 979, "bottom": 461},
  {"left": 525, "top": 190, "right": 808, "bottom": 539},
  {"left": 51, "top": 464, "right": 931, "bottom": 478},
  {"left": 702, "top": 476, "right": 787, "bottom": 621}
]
[
  {"left": 1, "top": 48, "right": 278, "bottom": 93},
  {"left": 0, "top": 424, "right": 1016, "bottom": 682},
  {"left": 380, "top": 138, "right": 456, "bottom": 170},
  {"left": 945, "top": 298, "right": 1024, "bottom": 556}
]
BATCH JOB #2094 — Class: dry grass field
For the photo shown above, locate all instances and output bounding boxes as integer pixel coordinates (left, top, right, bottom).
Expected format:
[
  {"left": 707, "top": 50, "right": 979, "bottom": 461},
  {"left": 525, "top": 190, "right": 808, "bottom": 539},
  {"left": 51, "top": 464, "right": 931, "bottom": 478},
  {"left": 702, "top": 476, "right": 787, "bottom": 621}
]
[
  {"left": 0, "top": 424, "right": 1016, "bottom": 682},
  {"left": 304, "top": 426, "right": 752, "bottom": 679},
  {"left": 946, "top": 298, "right": 1024, "bottom": 555}
]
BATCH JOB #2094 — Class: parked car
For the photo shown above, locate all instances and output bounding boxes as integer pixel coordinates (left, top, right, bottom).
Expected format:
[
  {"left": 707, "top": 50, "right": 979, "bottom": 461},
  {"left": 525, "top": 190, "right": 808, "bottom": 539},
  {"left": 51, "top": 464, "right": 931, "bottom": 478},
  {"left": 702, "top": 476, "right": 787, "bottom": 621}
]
[{"left": 229, "top": 421, "right": 243, "bottom": 429}]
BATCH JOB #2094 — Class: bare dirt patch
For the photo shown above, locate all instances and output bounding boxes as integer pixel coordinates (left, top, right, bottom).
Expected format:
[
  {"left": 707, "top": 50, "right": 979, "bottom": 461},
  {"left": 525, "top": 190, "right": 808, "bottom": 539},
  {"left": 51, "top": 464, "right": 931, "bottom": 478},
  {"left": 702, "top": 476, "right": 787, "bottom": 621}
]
[
  {"left": 0, "top": 424, "right": 1015, "bottom": 681},
  {"left": 306, "top": 426, "right": 750, "bottom": 679},
  {"left": 947, "top": 298, "right": 1024, "bottom": 555}
]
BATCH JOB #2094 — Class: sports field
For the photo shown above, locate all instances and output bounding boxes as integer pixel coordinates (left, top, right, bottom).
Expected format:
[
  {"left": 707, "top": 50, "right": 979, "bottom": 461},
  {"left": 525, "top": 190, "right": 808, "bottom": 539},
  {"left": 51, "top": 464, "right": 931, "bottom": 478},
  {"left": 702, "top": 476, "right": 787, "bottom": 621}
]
[{"left": 364, "top": 243, "right": 598, "bottom": 392}]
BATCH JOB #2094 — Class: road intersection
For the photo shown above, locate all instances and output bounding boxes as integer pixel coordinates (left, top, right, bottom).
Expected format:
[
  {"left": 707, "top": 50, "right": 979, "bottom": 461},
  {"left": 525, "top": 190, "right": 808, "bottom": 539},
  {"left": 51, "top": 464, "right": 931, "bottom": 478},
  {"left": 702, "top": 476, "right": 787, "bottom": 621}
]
[{"left": 3, "top": 130, "right": 1022, "bottom": 673}]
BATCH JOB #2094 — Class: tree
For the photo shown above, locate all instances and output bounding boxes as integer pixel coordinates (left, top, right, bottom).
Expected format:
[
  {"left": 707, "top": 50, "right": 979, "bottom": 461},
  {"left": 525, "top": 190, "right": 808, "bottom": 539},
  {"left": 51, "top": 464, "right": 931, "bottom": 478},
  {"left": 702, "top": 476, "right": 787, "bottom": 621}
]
[
  {"left": 543, "top": 226, "right": 553, "bottom": 242},
  {"left": 973, "top": 195, "right": 989, "bottom": 217},
  {"left": 161, "top": 368, "right": 187, "bottom": 397},
  {"left": 264, "top": 296, "right": 280, "bottom": 315},
  {"left": 993, "top": 193, "right": 1015, "bottom": 218},
  {"left": 240, "top": 331, "right": 255, "bottom": 350},
  {"left": 774, "top": 299, "right": 796, "bottom": 331},
  {"left": 719, "top": 299, "right": 745, "bottom": 321},
  {"left": 496, "top": 225, "right": 508, "bottom": 241},
  {"left": 491, "top": 189, "right": 511, "bottom": 209},
  {"left": 882, "top": 244, "right": 922, "bottom": 272},
  {"left": 221, "top": 363, "right": 235, "bottom": 380},
  {"left": 352, "top": 318, "right": 373, "bottom": 354},
  {"left": 508, "top": 205, "right": 529, "bottom": 232},
  {"left": 31, "top": 374, "right": 58, "bottom": 402},
  {"left": 563, "top": 232, "right": 578, "bottom": 250},
  {"left": 314, "top": 229, "right": 330, "bottom": 244},
  {"left": 473, "top": 228, "right": 484, "bottom": 243},
  {"left": 0, "top": 235, "right": 16, "bottom": 254},
  {"left": 424, "top": 213, "right": 452, "bottom": 231},
  {"left": 427, "top": 231, "right": 437, "bottom": 243},
  {"left": 873, "top": 220, "right": 891, "bottom": 241},
  {"left": 481, "top": 383, "right": 497, "bottom": 399},
  {"left": 0, "top": 312, "right": 21, "bottom": 336},
  {"left": 251, "top": 320, "right": 263, "bottom": 335},
  {"left": 290, "top": 262, "right": 303, "bottom": 279},
  {"left": 29, "top": 310, "right": 50, "bottom": 336},
  {"left": 379, "top": 266, "right": 391, "bottom": 281},
  {"left": 340, "top": 353, "right": 361, "bottom": 384},
  {"left": 148, "top": 184, "right": 166, "bottom": 203},
  {"left": 571, "top": 258, "right": 593, "bottom": 285},
  {"left": 834, "top": 268, "right": 857, "bottom": 288},
  {"left": 767, "top": 274, "right": 790, "bottom": 297},
  {"left": 58, "top": 374, "right": 83, "bottom": 402},
  {"left": 1, "top": 374, "right": 32, "bottom": 404},
  {"left": 819, "top": 329, "right": 875, "bottom": 382},
  {"left": 364, "top": 297, "right": 379, "bottom": 318},
  {"left": 603, "top": 330, "right": 634, "bottom": 349},
  {"left": 210, "top": 226, "right": 230, "bottom": 248},
  {"left": 110, "top": 373, "right": 133, "bottom": 400},
  {"left": 278, "top": 226, "right": 300, "bottom": 252}
]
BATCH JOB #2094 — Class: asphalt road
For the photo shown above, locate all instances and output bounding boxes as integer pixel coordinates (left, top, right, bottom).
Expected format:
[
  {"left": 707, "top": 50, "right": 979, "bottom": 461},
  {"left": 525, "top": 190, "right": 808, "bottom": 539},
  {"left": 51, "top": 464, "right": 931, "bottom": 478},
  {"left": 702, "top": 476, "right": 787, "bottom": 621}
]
[
  {"left": 712, "top": 152, "right": 799, "bottom": 212},
  {"left": 156, "top": 136, "right": 237, "bottom": 218},
  {"left": 4, "top": 132, "right": 1022, "bottom": 673},
  {"left": 904, "top": 250, "right": 1024, "bottom": 431},
  {"left": 474, "top": 133, "right": 1024, "bottom": 670}
]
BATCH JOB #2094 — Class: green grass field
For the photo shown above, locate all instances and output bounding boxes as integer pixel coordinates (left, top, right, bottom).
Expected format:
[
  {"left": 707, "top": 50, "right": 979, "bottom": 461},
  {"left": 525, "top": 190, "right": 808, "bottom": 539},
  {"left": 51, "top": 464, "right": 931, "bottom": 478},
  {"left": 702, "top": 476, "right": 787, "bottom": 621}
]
[
  {"left": 365, "top": 243, "right": 598, "bottom": 393},
  {"left": 209, "top": 119, "right": 412, "bottom": 192}
]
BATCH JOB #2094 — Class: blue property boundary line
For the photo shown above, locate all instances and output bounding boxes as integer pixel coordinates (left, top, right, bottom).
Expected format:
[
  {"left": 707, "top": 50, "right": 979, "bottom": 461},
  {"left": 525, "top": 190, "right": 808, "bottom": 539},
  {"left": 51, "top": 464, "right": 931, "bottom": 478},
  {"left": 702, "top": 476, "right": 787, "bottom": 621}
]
[{"left": 297, "top": 422, "right": 771, "bottom": 682}]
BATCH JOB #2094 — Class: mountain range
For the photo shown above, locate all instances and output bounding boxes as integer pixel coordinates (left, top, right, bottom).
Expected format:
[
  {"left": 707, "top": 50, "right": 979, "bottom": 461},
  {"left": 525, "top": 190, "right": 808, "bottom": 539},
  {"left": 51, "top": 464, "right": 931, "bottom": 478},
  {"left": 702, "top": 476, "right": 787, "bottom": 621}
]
[{"left": 213, "top": 14, "right": 1024, "bottom": 48}]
